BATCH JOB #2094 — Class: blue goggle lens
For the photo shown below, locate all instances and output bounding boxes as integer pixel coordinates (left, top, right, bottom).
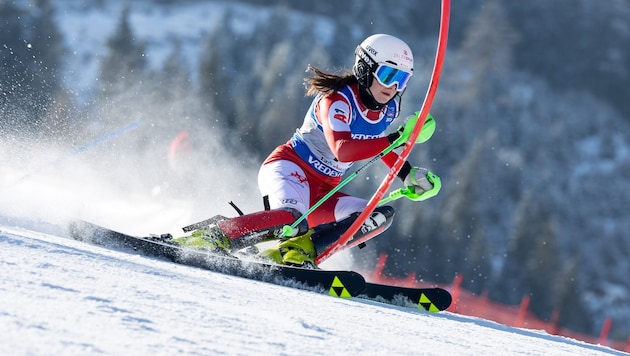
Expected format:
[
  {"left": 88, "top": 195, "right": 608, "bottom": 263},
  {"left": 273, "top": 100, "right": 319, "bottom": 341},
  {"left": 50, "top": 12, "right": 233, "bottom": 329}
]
[{"left": 374, "top": 65, "right": 412, "bottom": 91}]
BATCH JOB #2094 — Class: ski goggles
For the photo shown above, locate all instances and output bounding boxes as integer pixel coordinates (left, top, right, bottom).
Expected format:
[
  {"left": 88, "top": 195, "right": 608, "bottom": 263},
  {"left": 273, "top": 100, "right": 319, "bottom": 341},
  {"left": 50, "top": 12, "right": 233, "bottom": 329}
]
[{"left": 373, "top": 64, "right": 412, "bottom": 91}]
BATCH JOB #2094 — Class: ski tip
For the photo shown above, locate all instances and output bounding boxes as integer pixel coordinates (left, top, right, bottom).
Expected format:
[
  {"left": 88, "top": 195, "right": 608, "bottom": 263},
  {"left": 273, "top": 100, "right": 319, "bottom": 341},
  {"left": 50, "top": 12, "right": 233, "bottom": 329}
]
[{"left": 418, "top": 288, "right": 452, "bottom": 312}]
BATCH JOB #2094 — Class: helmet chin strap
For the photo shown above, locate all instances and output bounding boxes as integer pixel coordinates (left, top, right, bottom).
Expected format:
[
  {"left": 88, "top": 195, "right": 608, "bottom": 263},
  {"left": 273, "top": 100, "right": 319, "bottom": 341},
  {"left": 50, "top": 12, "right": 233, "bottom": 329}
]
[{"left": 359, "top": 84, "right": 385, "bottom": 110}]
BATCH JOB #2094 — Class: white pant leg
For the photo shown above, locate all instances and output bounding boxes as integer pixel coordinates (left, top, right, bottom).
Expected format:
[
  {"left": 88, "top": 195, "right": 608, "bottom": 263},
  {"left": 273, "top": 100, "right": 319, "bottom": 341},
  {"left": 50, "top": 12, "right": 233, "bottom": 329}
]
[
  {"left": 258, "top": 160, "right": 310, "bottom": 214},
  {"left": 334, "top": 195, "right": 368, "bottom": 221}
]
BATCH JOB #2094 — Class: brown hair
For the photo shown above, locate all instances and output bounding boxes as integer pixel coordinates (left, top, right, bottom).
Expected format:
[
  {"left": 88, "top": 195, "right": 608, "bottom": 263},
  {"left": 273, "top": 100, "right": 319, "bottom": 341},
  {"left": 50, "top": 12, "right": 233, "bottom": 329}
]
[{"left": 304, "top": 65, "right": 357, "bottom": 97}]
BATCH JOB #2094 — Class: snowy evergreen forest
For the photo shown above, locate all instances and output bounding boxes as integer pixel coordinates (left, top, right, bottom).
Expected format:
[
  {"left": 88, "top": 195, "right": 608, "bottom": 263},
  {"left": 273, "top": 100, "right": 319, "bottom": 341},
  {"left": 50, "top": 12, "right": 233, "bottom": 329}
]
[{"left": 2, "top": 0, "right": 630, "bottom": 340}]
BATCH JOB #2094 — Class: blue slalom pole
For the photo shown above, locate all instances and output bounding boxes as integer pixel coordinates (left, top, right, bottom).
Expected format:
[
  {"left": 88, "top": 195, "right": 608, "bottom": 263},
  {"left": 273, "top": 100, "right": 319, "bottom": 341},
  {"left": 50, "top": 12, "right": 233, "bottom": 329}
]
[{"left": 12, "top": 121, "right": 141, "bottom": 184}]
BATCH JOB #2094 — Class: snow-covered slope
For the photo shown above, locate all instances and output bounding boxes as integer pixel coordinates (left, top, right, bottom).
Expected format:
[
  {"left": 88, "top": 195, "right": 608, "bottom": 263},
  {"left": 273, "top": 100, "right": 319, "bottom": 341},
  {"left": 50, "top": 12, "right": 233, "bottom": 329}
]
[{"left": 0, "top": 223, "right": 624, "bottom": 355}]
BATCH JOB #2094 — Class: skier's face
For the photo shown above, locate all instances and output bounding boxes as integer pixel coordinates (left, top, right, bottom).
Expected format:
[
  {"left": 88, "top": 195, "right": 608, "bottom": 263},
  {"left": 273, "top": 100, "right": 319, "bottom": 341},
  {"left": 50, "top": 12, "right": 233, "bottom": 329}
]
[{"left": 369, "top": 79, "right": 398, "bottom": 104}]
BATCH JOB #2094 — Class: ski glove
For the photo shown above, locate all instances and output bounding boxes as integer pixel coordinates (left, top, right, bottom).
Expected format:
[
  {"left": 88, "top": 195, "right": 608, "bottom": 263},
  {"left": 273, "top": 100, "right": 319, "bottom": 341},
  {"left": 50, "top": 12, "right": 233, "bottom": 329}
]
[
  {"left": 387, "top": 112, "right": 436, "bottom": 148},
  {"left": 402, "top": 167, "right": 441, "bottom": 201}
]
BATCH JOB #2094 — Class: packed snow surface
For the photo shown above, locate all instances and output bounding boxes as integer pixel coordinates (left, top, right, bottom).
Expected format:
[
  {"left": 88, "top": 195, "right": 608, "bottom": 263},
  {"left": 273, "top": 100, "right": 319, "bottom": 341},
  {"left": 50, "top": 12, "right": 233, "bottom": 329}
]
[{"left": 0, "top": 223, "right": 624, "bottom": 355}]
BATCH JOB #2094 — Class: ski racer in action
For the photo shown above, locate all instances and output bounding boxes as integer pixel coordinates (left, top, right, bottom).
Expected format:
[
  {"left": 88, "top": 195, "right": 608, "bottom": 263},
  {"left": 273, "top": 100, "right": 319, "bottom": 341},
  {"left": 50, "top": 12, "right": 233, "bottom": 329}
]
[{"left": 174, "top": 34, "right": 441, "bottom": 267}]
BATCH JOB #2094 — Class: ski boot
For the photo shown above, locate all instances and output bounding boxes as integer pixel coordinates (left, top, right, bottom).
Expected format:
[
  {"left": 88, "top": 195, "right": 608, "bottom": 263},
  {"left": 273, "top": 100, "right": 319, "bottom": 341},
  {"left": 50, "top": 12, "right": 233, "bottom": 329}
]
[
  {"left": 258, "top": 230, "right": 317, "bottom": 268},
  {"left": 171, "top": 225, "right": 231, "bottom": 254}
]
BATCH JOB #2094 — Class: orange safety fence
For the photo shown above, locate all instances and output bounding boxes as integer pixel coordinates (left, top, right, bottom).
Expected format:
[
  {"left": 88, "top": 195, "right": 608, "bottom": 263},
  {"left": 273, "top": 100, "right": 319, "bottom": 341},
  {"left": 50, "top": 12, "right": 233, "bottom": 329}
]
[{"left": 363, "top": 253, "right": 630, "bottom": 353}]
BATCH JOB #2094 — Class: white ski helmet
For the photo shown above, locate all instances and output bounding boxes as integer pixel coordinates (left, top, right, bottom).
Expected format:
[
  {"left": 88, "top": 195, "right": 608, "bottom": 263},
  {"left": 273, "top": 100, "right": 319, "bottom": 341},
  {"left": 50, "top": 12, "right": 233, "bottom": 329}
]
[{"left": 353, "top": 34, "right": 414, "bottom": 91}]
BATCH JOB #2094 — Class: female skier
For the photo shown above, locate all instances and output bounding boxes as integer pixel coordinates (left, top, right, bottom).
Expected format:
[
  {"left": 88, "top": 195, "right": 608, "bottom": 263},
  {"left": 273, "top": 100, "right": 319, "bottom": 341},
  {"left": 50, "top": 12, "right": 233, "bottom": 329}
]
[{"left": 175, "top": 34, "right": 440, "bottom": 267}]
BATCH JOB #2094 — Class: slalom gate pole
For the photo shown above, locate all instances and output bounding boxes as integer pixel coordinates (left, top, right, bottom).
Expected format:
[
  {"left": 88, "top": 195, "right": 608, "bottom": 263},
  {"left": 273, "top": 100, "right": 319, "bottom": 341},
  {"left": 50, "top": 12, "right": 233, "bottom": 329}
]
[{"left": 315, "top": 0, "right": 451, "bottom": 264}]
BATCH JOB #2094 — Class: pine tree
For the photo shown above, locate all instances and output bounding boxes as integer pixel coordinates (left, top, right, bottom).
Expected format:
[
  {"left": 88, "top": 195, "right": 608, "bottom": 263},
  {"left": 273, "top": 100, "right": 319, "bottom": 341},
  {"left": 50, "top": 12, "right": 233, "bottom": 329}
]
[
  {"left": 98, "top": 4, "right": 147, "bottom": 100},
  {"left": 491, "top": 192, "right": 539, "bottom": 304},
  {"left": 553, "top": 257, "right": 593, "bottom": 335},
  {"left": 152, "top": 39, "right": 194, "bottom": 114},
  {"left": 153, "top": 39, "right": 199, "bottom": 130},
  {"left": 448, "top": 0, "right": 518, "bottom": 107},
  {"left": 0, "top": 0, "right": 65, "bottom": 136},
  {"left": 526, "top": 219, "right": 560, "bottom": 320},
  {"left": 439, "top": 138, "right": 484, "bottom": 280},
  {"left": 0, "top": 2, "right": 29, "bottom": 135},
  {"left": 463, "top": 228, "right": 492, "bottom": 294},
  {"left": 30, "top": 0, "right": 71, "bottom": 138},
  {"left": 491, "top": 192, "right": 563, "bottom": 318},
  {"left": 198, "top": 19, "right": 234, "bottom": 131}
]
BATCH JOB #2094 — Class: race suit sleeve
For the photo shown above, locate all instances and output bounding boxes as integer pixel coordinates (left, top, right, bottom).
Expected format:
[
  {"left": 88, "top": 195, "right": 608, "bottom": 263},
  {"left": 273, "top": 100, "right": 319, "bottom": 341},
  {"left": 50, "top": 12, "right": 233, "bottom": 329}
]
[{"left": 317, "top": 93, "right": 399, "bottom": 164}]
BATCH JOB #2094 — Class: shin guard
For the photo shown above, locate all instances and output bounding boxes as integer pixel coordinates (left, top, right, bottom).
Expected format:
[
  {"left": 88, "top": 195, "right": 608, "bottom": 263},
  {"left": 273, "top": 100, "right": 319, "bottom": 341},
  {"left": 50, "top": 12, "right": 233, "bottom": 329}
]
[{"left": 310, "top": 206, "right": 395, "bottom": 255}]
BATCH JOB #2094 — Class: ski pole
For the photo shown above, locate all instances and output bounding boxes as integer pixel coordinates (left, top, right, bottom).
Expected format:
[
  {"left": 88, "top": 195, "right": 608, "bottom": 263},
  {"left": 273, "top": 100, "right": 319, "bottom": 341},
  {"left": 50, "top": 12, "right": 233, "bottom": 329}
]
[{"left": 378, "top": 187, "right": 413, "bottom": 206}]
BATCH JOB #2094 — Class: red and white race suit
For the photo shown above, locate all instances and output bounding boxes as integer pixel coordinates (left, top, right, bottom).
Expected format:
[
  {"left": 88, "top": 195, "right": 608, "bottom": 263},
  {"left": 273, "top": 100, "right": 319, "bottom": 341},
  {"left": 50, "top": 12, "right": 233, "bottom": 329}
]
[{"left": 259, "top": 83, "right": 403, "bottom": 227}]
